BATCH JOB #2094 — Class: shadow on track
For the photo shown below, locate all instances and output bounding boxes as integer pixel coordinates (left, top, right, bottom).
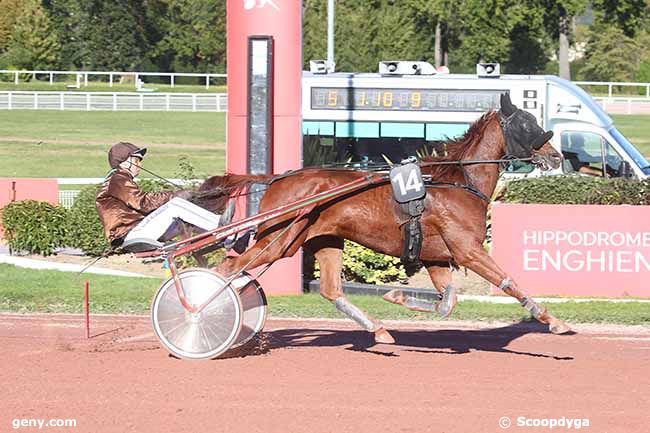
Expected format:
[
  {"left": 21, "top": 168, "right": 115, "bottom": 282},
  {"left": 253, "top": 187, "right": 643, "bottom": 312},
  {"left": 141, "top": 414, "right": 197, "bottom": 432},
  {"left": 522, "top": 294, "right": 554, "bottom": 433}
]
[{"left": 227, "top": 321, "right": 575, "bottom": 361}]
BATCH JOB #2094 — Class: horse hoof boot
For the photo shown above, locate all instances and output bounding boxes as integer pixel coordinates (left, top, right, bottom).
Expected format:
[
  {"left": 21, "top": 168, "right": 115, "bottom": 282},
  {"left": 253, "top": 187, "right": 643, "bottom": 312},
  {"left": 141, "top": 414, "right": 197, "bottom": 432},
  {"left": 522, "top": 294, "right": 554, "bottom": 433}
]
[
  {"left": 374, "top": 328, "right": 395, "bottom": 344},
  {"left": 382, "top": 289, "right": 406, "bottom": 306},
  {"left": 549, "top": 319, "right": 571, "bottom": 335},
  {"left": 436, "top": 285, "right": 458, "bottom": 319}
]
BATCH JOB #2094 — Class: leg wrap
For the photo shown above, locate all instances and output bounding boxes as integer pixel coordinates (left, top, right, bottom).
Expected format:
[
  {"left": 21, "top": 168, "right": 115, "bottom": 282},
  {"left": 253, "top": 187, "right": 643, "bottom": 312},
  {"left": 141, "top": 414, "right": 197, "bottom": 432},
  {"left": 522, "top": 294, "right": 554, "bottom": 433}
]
[
  {"left": 334, "top": 297, "right": 378, "bottom": 332},
  {"left": 520, "top": 297, "right": 544, "bottom": 318},
  {"left": 498, "top": 277, "right": 513, "bottom": 291}
]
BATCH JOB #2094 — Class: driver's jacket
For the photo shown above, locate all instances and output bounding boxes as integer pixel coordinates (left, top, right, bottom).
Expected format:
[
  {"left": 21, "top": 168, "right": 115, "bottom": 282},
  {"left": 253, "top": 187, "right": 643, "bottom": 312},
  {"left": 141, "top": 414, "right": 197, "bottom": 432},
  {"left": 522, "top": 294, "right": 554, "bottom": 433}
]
[{"left": 96, "top": 168, "right": 174, "bottom": 246}]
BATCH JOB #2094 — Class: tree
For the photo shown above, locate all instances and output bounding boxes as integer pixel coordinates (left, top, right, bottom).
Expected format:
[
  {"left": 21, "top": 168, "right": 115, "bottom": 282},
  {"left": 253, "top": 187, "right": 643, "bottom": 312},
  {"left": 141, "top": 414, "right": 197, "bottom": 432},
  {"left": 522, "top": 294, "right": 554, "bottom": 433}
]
[
  {"left": 542, "top": 0, "right": 589, "bottom": 80},
  {"left": 154, "top": 0, "right": 226, "bottom": 73},
  {"left": 581, "top": 24, "right": 640, "bottom": 81},
  {"left": 0, "top": 0, "right": 61, "bottom": 69},
  {"left": 0, "top": 0, "right": 22, "bottom": 55},
  {"left": 592, "top": 0, "right": 647, "bottom": 37}
]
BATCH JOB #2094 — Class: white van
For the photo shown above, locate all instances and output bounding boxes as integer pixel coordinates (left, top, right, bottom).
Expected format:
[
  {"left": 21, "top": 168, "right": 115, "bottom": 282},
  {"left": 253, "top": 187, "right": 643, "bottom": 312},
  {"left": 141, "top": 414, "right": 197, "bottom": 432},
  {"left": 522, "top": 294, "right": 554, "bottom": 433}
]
[{"left": 301, "top": 62, "right": 649, "bottom": 179}]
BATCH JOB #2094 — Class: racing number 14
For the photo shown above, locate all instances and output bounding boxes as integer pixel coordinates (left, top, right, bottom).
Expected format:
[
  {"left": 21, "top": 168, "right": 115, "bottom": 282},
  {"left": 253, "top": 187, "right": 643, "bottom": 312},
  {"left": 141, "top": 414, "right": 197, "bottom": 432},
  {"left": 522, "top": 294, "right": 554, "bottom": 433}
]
[{"left": 391, "top": 170, "right": 424, "bottom": 196}]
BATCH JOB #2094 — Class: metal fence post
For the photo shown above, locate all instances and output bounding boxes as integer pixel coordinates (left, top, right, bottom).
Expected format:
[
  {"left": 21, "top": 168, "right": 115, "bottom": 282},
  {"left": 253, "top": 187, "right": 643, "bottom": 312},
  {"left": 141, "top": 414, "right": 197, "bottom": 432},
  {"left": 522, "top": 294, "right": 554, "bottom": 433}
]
[
  {"left": 205, "top": 76, "right": 209, "bottom": 89},
  {"left": 86, "top": 93, "right": 91, "bottom": 111},
  {"left": 140, "top": 93, "right": 144, "bottom": 111},
  {"left": 84, "top": 73, "right": 88, "bottom": 87},
  {"left": 113, "top": 93, "right": 117, "bottom": 111},
  {"left": 608, "top": 83, "right": 612, "bottom": 97},
  {"left": 34, "top": 92, "right": 38, "bottom": 109},
  {"left": 49, "top": 72, "right": 54, "bottom": 85},
  {"left": 192, "top": 94, "right": 197, "bottom": 112},
  {"left": 166, "top": 94, "right": 170, "bottom": 111},
  {"left": 60, "top": 93, "right": 64, "bottom": 110},
  {"left": 8, "top": 92, "right": 12, "bottom": 110},
  {"left": 109, "top": 73, "right": 113, "bottom": 87},
  {"left": 171, "top": 75, "right": 175, "bottom": 88}
]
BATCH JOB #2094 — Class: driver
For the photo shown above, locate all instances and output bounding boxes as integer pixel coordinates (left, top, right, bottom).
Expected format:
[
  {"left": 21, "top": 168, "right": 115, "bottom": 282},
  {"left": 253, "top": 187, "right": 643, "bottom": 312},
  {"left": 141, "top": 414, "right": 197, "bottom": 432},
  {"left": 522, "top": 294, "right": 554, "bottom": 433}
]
[
  {"left": 562, "top": 133, "right": 602, "bottom": 177},
  {"left": 96, "top": 142, "right": 224, "bottom": 251}
]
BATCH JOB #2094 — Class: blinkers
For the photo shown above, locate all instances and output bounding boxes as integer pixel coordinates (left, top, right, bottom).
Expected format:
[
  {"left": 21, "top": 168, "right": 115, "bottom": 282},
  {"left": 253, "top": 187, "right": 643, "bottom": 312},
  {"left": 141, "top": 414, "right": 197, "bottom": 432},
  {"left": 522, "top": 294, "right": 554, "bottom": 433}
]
[{"left": 498, "top": 93, "right": 553, "bottom": 158}]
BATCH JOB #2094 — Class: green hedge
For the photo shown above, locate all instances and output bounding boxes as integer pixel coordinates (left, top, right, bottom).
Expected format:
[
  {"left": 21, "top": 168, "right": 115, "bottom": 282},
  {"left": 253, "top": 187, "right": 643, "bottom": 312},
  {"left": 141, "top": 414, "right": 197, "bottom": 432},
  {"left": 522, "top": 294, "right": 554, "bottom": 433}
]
[
  {"left": 502, "top": 175, "right": 650, "bottom": 205},
  {"left": 0, "top": 200, "right": 68, "bottom": 256}
]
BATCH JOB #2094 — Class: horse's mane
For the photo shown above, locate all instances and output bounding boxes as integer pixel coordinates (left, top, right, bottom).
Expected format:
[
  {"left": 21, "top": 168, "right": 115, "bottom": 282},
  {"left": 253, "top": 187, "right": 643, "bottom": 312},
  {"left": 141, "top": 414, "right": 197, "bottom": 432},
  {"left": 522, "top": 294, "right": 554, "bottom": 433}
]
[
  {"left": 193, "top": 173, "right": 274, "bottom": 213},
  {"left": 421, "top": 110, "right": 498, "bottom": 180}
]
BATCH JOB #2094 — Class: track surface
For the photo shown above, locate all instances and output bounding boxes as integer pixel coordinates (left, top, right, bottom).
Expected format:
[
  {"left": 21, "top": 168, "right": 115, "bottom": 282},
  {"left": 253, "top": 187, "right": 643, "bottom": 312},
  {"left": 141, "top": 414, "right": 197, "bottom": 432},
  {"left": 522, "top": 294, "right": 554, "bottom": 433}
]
[{"left": 1, "top": 313, "right": 649, "bottom": 433}]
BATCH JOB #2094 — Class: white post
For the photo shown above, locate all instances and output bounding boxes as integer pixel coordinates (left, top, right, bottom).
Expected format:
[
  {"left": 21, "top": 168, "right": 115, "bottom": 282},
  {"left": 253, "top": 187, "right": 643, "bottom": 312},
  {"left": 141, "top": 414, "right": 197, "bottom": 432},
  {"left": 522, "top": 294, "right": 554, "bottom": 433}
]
[
  {"left": 215, "top": 94, "right": 219, "bottom": 111},
  {"left": 60, "top": 93, "right": 64, "bottom": 110},
  {"left": 14, "top": 71, "right": 18, "bottom": 85},
  {"left": 34, "top": 92, "right": 38, "bottom": 109},
  {"left": 171, "top": 75, "right": 175, "bottom": 88},
  {"left": 192, "top": 94, "right": 197, "bottom": 112},
  {"left": 628, "top": 99, "right": 632, "bottom": 115},
  {"left": 113, "top": 93, "right": 117, "bottom": 111},
  {"left": 165, "top": 94, "right": 170, "bottom": 111},
  {"left": 608, "top": 83, "right": 612, "bottom": 97},
  {"left": 86, "top": 93, "right": 91, "bottom": 111},
  {"left": 205, "top": 75, "right": 209, "bottom": 89},
  {"left": 135, "top": 73, "right": 139, "bottom": 90},
  {"left": 49, "top": 72, "right": 53, "bottom": 85},
  {"left": 327, "top": 0, "right": 335, "bottom": 72},
  {"left": 109, "top": 73, "right": 113, "bottom": 87},
  {"left": 139, "top": 93, "right": 144, "bottom": 111},
  {"left": 8, "top": 92, "right": 12, "bottom": 110},
  {"left": 84, "top": 73, "right": 88, "bottom": 87}
]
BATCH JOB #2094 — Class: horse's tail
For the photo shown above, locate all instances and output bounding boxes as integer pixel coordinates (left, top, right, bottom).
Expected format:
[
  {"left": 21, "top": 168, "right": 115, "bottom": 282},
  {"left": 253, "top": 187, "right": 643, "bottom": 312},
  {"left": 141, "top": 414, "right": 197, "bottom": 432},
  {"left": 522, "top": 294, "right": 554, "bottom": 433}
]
[{"left": 193, "top": 173, "right": 276, "bottom": 213}]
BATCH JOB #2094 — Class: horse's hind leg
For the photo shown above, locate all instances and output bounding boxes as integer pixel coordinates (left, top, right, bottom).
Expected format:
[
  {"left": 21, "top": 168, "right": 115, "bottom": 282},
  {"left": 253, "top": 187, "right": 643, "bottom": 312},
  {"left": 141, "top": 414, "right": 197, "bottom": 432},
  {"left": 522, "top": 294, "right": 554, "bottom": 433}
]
[
  {"left": 450, "top": 242, "right": 571, "bottom": 334},
  {"left": 309, "top": 236, "right": 395, "bottom": 344},
  {"left": 383, "top": 263, "right": 458, "bottom": 318}
]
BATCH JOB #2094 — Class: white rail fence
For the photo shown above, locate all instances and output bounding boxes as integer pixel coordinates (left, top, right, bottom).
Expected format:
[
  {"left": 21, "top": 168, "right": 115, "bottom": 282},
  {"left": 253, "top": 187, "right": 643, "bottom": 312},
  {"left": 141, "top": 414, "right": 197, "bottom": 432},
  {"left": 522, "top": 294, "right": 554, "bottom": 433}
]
[
  {"left": 574, "top": 81, "right": 650, "bottom": 98},
  {"left": 0, "top": 69, "right": 226, "bottom": 89},
  {"left": 0, "top": 92, "right": 227, "bottom": 112},
  {"left": 592, "top": 97, "right": 650, "bottom": 115}
]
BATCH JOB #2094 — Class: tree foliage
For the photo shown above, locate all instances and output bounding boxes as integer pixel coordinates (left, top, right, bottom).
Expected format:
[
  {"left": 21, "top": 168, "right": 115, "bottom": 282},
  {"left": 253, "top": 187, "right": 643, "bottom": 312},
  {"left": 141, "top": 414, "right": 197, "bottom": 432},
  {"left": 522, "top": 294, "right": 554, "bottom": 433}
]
[
  {"left": 0, "top": 0, "right": 646, "bottom": 80},
  {"left": 0, "top": 0, "right": 61, "bottom": 69}
]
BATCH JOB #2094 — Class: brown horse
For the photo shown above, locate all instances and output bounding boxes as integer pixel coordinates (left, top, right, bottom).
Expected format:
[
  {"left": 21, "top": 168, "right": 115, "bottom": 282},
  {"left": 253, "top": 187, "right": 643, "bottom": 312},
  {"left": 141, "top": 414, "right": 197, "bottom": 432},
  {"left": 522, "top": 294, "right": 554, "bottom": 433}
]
[{"left": 199, "top": 94, "right": 569, "bottom": 344}]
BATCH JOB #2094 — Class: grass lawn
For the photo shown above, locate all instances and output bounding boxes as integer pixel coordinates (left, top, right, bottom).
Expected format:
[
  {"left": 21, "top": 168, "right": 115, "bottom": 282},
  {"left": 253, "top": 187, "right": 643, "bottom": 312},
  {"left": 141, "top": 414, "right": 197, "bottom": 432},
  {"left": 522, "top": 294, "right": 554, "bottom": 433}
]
[
  {"left": 0, "top": 111, "right": 226, "bottom": 178},
  {"left": 611, "top": 114, "right": 650, "bottom": 157},
  {"left": 1, "top": 264, "right": 648, "bottom": 325}
]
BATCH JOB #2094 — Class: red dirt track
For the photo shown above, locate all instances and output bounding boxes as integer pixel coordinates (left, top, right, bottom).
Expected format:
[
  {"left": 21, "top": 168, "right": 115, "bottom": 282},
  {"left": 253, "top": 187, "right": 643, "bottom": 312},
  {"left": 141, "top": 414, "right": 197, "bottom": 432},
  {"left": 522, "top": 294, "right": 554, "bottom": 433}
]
[{"left": 1, "top": 313, "right": 649, "bottom": 433}]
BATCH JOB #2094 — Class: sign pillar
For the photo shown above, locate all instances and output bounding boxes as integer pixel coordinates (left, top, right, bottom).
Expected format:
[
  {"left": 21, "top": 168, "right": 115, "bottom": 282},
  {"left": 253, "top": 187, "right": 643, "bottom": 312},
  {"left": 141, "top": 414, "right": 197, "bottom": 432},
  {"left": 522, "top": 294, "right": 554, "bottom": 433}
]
[{"left": 227, "top": 0, "right": 303, "bottom": 295}]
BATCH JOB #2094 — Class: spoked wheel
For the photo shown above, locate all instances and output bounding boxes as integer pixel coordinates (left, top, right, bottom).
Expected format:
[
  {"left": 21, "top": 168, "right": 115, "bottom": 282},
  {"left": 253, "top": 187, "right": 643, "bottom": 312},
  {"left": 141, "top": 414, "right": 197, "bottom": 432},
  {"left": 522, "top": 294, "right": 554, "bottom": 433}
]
[{"left": 151, "top": 268, "right": 243, "bottom": 360}]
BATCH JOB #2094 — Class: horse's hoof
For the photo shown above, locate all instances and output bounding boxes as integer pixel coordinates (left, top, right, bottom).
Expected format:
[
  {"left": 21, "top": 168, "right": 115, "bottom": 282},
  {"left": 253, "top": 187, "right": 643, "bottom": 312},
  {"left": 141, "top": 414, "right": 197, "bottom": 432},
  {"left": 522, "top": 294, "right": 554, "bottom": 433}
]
[
  {"left": 549, "top": 319, "right": 571, "bottom": 335},
  {"left": 436, "top": 285, "right": 458, "bottom": 319},
  {"left": 374, "top": 328, "right": 395, "bottom": 344},
  {"left": 382, "top": 289, "right": 406, "bottom": 306}
]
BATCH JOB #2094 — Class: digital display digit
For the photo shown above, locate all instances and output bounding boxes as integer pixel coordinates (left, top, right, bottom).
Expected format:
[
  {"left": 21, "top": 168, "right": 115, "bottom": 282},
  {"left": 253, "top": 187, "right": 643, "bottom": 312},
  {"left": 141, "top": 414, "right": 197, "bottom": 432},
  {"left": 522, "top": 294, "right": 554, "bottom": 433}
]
[{"left": 311, "top": 87, "right": 506, "bottom": 112}]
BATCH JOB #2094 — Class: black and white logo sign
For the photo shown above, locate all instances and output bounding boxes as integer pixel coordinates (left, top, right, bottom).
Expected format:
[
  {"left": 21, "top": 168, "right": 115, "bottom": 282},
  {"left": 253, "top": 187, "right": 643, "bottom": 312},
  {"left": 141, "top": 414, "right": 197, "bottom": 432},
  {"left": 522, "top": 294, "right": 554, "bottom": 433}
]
[{"left": 390, "top": 163, "right": 425, "bottom": 203}]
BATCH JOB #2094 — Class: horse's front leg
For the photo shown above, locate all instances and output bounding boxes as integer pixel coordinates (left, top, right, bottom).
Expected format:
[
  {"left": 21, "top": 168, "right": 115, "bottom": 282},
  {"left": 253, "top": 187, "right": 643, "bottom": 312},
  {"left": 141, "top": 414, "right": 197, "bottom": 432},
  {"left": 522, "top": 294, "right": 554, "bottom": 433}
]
[
  {"left": 450, "top": 241, "right": 571, "bottom": 334},
  {"left": 310, "top": 237, "right": 395, "bottom": 344},
  {"left": 383, "top": 263, "right": 458, "bottom": 318}
]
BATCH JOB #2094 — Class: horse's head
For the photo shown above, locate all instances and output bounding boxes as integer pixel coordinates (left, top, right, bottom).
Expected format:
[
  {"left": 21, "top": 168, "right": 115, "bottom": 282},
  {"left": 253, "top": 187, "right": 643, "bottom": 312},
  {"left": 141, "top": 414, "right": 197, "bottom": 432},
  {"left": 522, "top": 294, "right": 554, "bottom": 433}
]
[{"left": 499, "top": 93, "right": 562, "bottom": 171}]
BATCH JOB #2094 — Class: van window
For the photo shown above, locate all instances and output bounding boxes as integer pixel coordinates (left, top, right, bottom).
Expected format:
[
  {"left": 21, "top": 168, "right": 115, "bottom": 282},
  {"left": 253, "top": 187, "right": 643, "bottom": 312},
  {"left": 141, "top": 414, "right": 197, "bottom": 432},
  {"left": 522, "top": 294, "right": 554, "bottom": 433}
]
[{"left": 560, "top": 131, "right": 625, "bottom": 177}]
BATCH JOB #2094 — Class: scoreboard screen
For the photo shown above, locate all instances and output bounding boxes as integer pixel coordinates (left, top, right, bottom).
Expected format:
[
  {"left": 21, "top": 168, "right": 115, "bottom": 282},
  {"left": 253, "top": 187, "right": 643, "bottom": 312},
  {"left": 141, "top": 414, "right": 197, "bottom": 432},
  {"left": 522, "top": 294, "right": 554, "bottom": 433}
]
[{"left": 311, "top": 87, "right": 506, "bottom": 112}]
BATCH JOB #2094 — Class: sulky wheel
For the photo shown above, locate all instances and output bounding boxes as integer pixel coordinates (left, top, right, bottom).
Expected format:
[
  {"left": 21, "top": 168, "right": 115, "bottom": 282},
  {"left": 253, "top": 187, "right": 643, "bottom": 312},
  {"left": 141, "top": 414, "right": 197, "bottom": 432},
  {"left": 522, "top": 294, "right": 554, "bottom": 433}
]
[
  {"left": 151, "top": 268, "right": 243, "bottom": 360},
  {"left": 230, "top": 272, "right": 268, "bottom": 348}
]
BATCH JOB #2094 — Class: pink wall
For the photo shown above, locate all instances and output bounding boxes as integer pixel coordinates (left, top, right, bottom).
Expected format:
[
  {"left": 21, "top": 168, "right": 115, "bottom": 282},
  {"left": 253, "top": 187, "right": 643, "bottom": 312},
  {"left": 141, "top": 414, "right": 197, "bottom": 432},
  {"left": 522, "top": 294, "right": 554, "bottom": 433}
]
[
  {"left": 491, "top": 203, "right": 650, "bottom": 298},
  {"left": 226, "top": 0, "right": 303, "bottom": 295}
]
